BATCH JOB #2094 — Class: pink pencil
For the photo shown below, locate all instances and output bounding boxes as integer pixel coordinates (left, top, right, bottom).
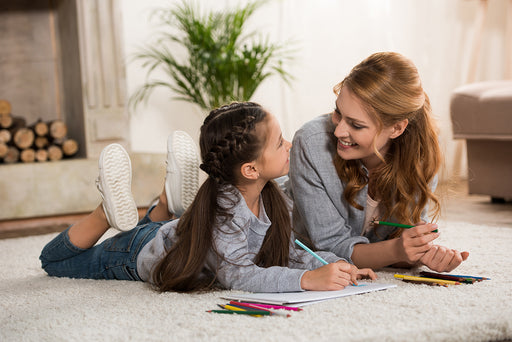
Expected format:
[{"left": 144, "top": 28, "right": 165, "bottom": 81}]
[
  {"left": 237, "top": 302, "right": 302, "bottom": 311},
  {"left": 229, "top": 301, "right": 291, "bottom": 317}
]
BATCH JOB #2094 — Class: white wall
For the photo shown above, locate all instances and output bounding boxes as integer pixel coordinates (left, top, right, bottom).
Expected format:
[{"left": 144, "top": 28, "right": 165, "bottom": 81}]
[{"left": 120, "top": 0, "right": 509, "bottom": 180}]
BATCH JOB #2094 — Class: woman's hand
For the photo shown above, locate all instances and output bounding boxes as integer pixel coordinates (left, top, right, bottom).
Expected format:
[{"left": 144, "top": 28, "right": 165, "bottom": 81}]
[
  {"left": 419, "top": 245, "right": 469, "bottom": 272},
  {"left": 398, "top": 222, "right": 440, "bottom": 264},
  {"left": 300, "top": 261, "right": 376, "bottom": 291}
]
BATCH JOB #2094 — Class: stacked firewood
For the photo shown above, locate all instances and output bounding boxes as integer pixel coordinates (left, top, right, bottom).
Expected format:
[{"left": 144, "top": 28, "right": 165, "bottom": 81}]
[{"left": 0, "top": 100, "right": 79, "bottom": 163}]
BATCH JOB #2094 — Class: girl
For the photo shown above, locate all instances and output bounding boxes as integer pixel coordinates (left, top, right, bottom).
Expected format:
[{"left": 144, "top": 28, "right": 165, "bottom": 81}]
[
  {"left": 40, "top": 102, "right": 376, "bottom": 293},
  {"left": 288, "top": 52, "right": 469, "bottom": 273}
]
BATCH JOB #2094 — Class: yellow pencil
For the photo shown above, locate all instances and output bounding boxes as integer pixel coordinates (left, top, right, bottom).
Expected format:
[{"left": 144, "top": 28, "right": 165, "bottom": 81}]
[
  {"left": 394, "top": 274, "right": 461, "bottom": 285},
  {"left": 222, "top": 304, "right": 263, "bottom": 317}
]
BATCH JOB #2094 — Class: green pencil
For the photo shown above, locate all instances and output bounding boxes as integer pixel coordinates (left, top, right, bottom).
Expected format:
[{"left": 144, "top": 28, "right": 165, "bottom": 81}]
[
  {"left": 207, "top": 309, "right": 271, "bottom": 316},
  {"left": 372, "top": 220, "right": 438, "bottom": 233}
]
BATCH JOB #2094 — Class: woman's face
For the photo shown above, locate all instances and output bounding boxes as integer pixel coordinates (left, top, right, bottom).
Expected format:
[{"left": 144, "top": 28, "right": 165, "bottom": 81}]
[{"left": 332, "top": 86, "right": 398, "bottom": 171}]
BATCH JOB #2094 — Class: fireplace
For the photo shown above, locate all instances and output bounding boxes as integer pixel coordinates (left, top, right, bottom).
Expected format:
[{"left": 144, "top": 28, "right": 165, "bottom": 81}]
[{"left": 0, "top": 0, "right": 163, "bottom": 220}]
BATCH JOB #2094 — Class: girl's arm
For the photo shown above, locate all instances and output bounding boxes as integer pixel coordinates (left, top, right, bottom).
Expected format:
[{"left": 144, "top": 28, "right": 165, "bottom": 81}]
[{"left": 212, "top": 222, "right": 370, "bottom": 292}]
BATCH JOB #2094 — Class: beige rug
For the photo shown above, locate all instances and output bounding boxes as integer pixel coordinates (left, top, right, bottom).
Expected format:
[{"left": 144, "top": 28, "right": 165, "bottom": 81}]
[{"left": 1, "top": 220, "right": 511, "bottom": 342}]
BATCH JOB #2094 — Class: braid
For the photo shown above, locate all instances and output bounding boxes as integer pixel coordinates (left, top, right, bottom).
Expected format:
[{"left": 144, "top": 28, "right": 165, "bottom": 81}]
[{"left": 200, "top": 102, "right": 263, "bottom": 184}]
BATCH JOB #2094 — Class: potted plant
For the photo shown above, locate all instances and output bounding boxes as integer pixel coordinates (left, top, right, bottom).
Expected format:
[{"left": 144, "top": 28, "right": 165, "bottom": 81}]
[{"left": 129, "top": 0, "right": 294, "bottom": 112}]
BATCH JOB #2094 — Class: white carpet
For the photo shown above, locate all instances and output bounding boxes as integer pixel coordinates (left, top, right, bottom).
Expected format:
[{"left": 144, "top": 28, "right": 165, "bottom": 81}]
[{"left": 1, "top": 221, "right": 511, "bottom": 342}]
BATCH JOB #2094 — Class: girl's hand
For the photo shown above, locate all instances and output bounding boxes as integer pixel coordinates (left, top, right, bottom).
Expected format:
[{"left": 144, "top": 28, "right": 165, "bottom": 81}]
[
  {"left": 398, "top": 222, "right": 440, "bottom": 264},
  {"left": 348, "top": 263, "right": 377, "bottom": 285},
  {"left": 419, "top": 245, "right": 469, "bottom": 272},
  {"left": 300, "top": 261, "right": 376, "bottom": 291}
]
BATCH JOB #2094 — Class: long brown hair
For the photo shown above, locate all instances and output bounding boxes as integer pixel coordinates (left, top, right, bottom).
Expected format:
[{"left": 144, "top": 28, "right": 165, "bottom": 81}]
[
  {"left": 333, "top": 52, "right": 441, "bottom": 233},
  {"left": 152, "top": 102, "right": 292, "bottom": 292}
]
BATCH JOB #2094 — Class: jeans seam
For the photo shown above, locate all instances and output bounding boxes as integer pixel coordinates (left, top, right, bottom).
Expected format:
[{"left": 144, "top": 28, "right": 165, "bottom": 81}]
[{"left": 130, "top": 224, "right": 161, "bottom": 263}]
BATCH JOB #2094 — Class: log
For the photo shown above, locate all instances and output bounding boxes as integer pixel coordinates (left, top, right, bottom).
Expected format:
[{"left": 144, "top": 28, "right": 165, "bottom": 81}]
[
  {"left": 47, "top": 145, "right": 63, "bottom": 161},
  {"left": 35, "top": 149, "right": 48, "bottom": 162},
  {"left": 0, "top": 114, "right": 13, "bottom": 128},
  {"left": 20, "top": 148, "right": 36, "bottom": 163},
  {"left": 61, "top": 138, "right": 79, "bottom": 156},
  {"left": 13, "top": 127, "right": 35, "bottom": 150},
  {"left": 0, "top": 142, "right": 7, "bottom": 158},
  {"left": 3, "top": 146, "right": 20, "bottom": 163},
  {"left": 31, "top": 119, "right": 49, "bottom": 137},
  {"left": 34, "top": 136, "right": 49, "bottom": 149},
  {"left": 0, "top": 100, "right": 11, "bottom": 116},
  {"left": 0, "top": 129, "right": 11, "bottom": 143},
  {"left": 9, "top": 117, "right": 27, "bottom": 132},
  {"left": 49, "top": 120, "right": 67, "bottom": 140}
]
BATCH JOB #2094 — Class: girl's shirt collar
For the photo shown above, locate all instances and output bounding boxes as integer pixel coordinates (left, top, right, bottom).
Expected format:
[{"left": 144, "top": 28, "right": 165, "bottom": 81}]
[{"left": 228, "top": 186, "right": 271, "bottom": 236}]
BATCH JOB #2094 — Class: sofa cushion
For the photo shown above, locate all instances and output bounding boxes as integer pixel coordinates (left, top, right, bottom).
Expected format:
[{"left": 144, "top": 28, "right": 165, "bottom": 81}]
[{"left": 450, "top": 80, "right": 512, "bottom": 139}]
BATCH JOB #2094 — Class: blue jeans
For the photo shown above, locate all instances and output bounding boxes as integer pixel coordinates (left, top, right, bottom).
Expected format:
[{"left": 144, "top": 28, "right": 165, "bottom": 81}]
[{"left": 40, "top": 209, "right": 166, "bottom": 281}]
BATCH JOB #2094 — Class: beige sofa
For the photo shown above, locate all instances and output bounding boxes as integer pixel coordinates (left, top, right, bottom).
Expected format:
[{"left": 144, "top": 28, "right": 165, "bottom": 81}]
[{"left": 450, "top": 80, "right": 512, "bottom": 201}]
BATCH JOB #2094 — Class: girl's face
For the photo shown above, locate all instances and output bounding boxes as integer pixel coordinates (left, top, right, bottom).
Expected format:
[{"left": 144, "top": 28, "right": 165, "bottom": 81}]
[
  {"left": 256, "top": 113, "right": 292, "bottom": 181},
  {"left": 332, "top": 86, "right": 398, "bottom": 171}
]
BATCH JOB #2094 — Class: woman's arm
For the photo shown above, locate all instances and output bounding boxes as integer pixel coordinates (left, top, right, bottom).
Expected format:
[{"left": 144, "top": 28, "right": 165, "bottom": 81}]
[
  {"left": 351, "top": 223, "right": 440, "bottom": 269},
  {"left": 289, "top": 121, "right": 368, "bottom": 261}
]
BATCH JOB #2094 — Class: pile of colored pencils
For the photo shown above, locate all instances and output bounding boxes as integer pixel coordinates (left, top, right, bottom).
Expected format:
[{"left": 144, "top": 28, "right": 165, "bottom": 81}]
[
  {"left": 207, "top": 301, "right": 302, "bottom": 317},
  {"left": 394, "top": 271, "right": 490, "bottom": 287}
]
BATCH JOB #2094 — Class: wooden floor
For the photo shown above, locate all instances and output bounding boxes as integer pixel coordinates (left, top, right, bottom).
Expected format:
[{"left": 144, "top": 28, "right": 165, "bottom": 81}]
[
  {"left": 1, "top": 182, "right": 511, "bottom": 240},
  {"left": 0, "top": 208, "right": 148, "bottom": 239}
]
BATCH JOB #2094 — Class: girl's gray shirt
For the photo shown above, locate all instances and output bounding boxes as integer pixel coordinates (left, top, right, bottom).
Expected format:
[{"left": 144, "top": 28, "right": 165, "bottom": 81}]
[
  {"left": 287, "top": 114, "right": 434, "bottom": 263},
  {"left": 136, "top": 185, "right": 345, "bottom": 293}
]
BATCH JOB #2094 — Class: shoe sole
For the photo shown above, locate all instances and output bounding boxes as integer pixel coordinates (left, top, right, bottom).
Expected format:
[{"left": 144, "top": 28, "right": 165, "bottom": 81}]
[
  {"left": 98, "top": 144, "right": 138, "bottom": 231},
  {"left": 165, "top": 131, "right": 200, "bottom": 216}
]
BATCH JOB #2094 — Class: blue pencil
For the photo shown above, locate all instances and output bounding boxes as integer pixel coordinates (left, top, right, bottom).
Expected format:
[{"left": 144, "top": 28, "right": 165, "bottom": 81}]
[
  {"left": 295, "top": 239, "right": 328, "bottom": 265},
  {"left": 446, "top": 273, "right": 490, "bottom": 280}
]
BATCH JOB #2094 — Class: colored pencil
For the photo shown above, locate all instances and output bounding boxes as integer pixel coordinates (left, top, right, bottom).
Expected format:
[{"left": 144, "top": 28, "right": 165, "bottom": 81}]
[
  {"left": 219, "top": 304, "right": 264, "bottom": 317},
  {"left": 444, "top": 273, "right": 490, "bottom": 280},
  {"left": 223, "top": 304, "right": 258, "bottom": 312},
  {"left": 419, "top": 271, "right": 477, "bottom": 284},
  {"left": 240, "top": 303, "right": 303, "bottom": 312},
  {"left": 402, "top": 279, "right": 448, "bottom": 287},
  {"left": 372, "top": 220, "right": 438, "bottom": 233},
  {"left": 295, "top": 239, "right": 328, "bottom": 265},
  {"left": 227, "top": 302, "right": 269, "bottom": 312},
  {"left": 228, "top": 301, "right": 291, "bottom": 317},
  {"left": 394, "top": 274, "right": 460, "bottom": 285},
  {"left": 207, "top": 310, "right": 271, "bottom": 315}
]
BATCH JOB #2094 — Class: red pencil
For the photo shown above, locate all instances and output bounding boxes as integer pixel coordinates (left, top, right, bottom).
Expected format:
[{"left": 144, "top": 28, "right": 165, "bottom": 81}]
[{"left": 229, "top": 301, "right": 291, "bottom": 317}]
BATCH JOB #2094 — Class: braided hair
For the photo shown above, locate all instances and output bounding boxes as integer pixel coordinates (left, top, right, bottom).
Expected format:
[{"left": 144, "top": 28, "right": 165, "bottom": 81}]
[
  {"left": 152, "top": 102, "right": 292, "bottom": 292},
  {"left": 199, "top": 102, "right": 263, "bottom": 184}
]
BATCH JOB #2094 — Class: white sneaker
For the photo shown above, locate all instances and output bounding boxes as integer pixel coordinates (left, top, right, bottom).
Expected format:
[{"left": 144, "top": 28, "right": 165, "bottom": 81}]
[
  {"left": 165, "top": 131, "right": 200, "bottom": 217},
  {"left": 96, "top": 143, "right": 139, "bottom": 231}
]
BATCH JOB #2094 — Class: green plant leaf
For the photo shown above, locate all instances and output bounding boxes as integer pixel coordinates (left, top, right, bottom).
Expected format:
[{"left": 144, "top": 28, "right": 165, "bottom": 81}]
[{"left": 130, "top": 0, "right": 295, "bottom": 113}]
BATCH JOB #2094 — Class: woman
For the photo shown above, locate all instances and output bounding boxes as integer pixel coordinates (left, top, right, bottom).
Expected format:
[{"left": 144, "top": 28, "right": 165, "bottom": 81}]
[{"left": 288, "top": 52, "right": 469, "bottom": 272}]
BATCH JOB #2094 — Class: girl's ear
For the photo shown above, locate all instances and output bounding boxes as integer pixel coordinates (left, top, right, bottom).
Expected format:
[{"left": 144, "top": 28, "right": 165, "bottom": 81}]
[
  {"left": 390, "top": 119, "right": 409, "bottom": 139},
  {"left": 240, "top": 162, "right": 259, "bottom": 180}
]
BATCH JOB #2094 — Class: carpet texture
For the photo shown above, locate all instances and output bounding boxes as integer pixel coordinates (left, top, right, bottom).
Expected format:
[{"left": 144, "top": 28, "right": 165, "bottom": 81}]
[{"left": 1, "top": 221, "right": 511, "bottom": 342}]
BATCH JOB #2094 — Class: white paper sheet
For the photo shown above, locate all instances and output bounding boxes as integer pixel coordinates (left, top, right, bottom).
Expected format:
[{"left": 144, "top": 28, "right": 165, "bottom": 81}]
[{"left": 221, "top": 282, "right": 396, "bottom": 307}]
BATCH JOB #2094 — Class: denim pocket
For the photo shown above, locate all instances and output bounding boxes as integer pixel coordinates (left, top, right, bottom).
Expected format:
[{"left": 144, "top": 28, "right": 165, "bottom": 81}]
[
  {"left": 100, "top": 223, "right": 161, "bottom": 281},
  {"left": 104, "top": 228, "right": 140, "bottom": 253},
  {"left": 104, "top": 264, "right": 141, "bottom": 281}
]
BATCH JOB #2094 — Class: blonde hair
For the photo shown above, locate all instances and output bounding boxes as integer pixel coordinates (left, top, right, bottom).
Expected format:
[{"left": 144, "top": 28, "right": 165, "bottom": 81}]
[{"left": 333, "top": 52, "right": 441, "bottom": 233}]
